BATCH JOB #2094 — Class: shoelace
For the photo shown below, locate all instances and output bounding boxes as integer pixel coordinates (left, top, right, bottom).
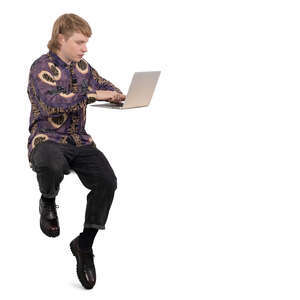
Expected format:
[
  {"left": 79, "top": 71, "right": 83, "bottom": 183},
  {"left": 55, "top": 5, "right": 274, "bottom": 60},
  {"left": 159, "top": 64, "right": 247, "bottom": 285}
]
[{"left": 42, "top": 203, "right": 59, "bottom": 217}]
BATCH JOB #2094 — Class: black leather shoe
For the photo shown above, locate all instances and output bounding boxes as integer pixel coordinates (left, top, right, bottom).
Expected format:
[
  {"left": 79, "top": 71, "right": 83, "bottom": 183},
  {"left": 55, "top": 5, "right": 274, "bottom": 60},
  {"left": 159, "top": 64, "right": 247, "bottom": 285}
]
[
  {"left": 39, "top": 197, "right": 60, "bottom": 237},
  {"left": 70, "top": 236, "right": 96, "bottom": 289}
]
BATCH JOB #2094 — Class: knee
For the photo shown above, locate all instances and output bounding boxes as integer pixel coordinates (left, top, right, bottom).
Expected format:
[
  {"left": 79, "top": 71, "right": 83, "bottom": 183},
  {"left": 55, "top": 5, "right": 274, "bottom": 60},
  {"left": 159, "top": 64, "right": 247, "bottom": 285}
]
[
  {"left": 99, "top": 175, "right": 117, "bottom": 191},
  {"left": 37, "top": 162, "right": 64, "bottom": 178},
  {"left": 108, "top": 175, "right": 117, "bottom": 191},
  {"left": 112, "top": 175, "right": 117, "bottom": 190}
]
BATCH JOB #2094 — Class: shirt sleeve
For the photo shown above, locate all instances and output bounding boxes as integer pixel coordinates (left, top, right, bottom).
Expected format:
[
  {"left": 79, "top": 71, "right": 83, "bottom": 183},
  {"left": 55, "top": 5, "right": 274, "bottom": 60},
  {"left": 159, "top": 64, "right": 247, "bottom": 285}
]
[
  {"left": 88, "top": 63, "right": 123, "bottom": 94},
  {"left": 29, "top": 59, "right": 98, "bottom": 114}
]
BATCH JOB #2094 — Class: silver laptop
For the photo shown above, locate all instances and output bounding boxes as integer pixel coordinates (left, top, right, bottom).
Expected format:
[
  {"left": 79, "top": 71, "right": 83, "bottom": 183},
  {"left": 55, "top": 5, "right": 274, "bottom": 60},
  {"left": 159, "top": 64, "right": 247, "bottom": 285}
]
[{"left": 90, "top": 71, "right": 161, "bottom": 109}]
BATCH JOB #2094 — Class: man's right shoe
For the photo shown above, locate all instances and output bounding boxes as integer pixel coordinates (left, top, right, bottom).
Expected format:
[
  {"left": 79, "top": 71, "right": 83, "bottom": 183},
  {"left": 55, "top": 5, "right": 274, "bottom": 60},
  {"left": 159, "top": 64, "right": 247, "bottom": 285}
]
[{"left": 39, "top": 197, "right": 60, "bottom": 237}]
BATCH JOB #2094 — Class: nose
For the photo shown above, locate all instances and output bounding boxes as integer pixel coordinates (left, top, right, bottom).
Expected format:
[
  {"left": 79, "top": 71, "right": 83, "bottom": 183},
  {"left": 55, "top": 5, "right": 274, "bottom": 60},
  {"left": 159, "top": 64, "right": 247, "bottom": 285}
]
[{"left": 82, "top": 45, "right": 87, "bottom": 53}]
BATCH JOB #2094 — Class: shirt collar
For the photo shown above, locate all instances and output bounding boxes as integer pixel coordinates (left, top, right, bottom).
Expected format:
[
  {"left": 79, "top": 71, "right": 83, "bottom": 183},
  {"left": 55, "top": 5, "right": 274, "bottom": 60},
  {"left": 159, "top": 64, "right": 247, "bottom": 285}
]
[{"left": 48, "top": 50, "right": 75, "bottom": 68}]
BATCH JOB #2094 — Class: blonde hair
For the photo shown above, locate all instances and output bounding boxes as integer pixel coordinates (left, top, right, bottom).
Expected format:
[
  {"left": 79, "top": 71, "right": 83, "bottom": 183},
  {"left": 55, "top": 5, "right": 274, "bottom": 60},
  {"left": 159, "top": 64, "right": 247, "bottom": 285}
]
[{"left": 47, "top": 13, "right": 92, "bottom": 53}]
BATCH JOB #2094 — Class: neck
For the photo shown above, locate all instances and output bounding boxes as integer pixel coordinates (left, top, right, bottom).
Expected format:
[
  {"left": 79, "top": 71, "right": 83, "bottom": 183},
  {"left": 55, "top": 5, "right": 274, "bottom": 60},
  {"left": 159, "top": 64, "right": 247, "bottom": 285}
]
[{"left": 56, "top": 50, "right": 71, "bottom": 65}]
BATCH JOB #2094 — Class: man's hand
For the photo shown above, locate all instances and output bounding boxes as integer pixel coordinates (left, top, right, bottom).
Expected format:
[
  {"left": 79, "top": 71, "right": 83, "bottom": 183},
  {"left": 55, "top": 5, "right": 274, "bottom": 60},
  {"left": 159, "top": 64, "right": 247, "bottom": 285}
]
[{"left": 95, "top": 90, "right": 126, "bottom": 103}]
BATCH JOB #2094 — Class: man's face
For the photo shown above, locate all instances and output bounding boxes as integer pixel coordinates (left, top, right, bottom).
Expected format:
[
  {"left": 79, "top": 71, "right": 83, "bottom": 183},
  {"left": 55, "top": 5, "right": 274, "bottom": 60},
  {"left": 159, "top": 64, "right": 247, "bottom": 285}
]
[{"left": 58, "top": 32, "right": 89, "bottom": 63}]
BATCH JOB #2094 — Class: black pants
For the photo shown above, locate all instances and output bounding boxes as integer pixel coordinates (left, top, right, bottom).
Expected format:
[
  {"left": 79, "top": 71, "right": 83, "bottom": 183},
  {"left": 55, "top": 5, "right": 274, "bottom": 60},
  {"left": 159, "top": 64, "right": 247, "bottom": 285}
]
[{"left": 29, "top": 140, "right": 117, "bottom": 230}]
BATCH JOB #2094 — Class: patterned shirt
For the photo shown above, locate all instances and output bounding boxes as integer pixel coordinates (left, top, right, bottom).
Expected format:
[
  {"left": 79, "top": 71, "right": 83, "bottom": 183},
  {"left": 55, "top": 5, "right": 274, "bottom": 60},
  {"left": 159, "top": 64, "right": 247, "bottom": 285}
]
[{"left": 27, "top": 50, "right": 122, "bottom": 164}]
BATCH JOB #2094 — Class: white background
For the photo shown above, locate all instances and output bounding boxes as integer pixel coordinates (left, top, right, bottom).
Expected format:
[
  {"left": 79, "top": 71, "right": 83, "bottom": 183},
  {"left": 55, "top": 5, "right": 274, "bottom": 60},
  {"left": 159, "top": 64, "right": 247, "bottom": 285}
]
[{"left": 1, "top": 0, "right": 300, "bottom": 298}]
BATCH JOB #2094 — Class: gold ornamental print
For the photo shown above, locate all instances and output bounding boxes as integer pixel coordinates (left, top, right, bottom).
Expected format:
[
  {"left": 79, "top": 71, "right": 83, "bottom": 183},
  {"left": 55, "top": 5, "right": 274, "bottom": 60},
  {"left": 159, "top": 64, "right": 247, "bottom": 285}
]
[
  {"left": 38, "top": 71, "right": 56, "bottom": 86},
  {"left": 32, "top": 133, "right": 49, "bottom": 148},
  {"left": 59, "top": 91, "right": 75, "bottom": 98},
  {"left": 48, "top": 62, "right": 62, "bottom": 80},
  {"left": 48, "top": 113, "right": 68, "bottom": 128},
  {"left": 76, "top": 59, "right": 89, "bottom": 74}
]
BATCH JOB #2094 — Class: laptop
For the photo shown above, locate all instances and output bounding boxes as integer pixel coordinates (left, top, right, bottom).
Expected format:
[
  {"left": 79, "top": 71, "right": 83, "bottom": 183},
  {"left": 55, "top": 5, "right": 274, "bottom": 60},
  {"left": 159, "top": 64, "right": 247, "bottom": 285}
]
[{"left": 90, "top": 71, "right": 161, "bottom": 109}]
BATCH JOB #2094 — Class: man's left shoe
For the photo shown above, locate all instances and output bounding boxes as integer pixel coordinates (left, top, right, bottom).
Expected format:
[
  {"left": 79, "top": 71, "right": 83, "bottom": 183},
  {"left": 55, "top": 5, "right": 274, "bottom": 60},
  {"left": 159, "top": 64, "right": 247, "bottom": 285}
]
[{"left": 70, "top": 236, "right": 96, "bottom": 289}]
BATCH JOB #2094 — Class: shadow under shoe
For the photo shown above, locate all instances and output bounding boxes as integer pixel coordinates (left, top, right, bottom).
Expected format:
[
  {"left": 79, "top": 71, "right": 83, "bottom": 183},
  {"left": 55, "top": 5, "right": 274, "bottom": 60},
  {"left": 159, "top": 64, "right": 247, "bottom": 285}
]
[
  {"left": 70, "top": 236, "right": 96, "bottom": 289},
  {"left": 39, "top": 197, "right": 60, "bottom": 237}
]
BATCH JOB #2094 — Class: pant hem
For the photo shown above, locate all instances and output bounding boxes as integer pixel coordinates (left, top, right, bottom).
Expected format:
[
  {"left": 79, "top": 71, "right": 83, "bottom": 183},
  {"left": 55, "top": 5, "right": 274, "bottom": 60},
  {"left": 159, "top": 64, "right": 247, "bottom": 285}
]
[
  {"left": 42, "top": 193, "right": 57, "bottom": 198},
  {"left": 84, "top": 223, "right": 105, "bottom": 230}
]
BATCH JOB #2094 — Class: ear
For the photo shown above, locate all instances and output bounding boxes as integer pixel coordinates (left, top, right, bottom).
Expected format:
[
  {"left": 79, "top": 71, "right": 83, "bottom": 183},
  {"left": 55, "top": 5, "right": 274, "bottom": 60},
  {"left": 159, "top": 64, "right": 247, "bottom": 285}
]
[{"left": 58, "top": 33, "right": 65, "bottom": 45}]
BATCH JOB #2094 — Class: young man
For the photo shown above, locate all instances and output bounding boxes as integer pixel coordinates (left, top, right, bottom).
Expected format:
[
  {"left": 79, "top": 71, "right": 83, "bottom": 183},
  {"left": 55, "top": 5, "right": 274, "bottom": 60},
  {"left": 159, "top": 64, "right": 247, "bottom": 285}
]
[{"left": 27, "top": 13, "right": 125, "bottom": 289}]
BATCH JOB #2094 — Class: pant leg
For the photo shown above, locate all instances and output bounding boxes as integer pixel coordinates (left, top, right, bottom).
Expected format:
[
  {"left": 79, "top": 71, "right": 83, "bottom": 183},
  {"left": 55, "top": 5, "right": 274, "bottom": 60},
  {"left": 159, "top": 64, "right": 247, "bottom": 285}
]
[
  {"left": 29, "top": 141, "right": 72, "bottom": 198},
  {"left": 70, "top": 144, "right": 118, "bottom": 230}
]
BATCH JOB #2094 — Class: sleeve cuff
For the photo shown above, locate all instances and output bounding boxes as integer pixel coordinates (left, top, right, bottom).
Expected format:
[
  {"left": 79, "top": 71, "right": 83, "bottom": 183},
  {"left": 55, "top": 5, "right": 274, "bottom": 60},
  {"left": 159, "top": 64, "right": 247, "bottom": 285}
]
[{"left": 86, "top": 88, "right": 97, "bottom": 104}]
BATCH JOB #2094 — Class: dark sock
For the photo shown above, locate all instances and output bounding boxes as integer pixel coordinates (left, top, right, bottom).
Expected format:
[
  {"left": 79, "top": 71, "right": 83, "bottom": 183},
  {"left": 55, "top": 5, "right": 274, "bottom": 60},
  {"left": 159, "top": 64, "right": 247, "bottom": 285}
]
[
  {"left": 79, "top": 228, "right": 99, "bottom": 250},
  {"left": 41, "top": 195, "right": 55, "bottom": 203}
]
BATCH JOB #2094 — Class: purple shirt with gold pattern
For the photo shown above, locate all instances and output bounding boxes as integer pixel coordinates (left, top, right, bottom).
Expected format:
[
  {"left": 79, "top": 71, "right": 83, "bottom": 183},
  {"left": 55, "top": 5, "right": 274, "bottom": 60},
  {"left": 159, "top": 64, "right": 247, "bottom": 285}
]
[{"left": 27, "top": 50, "right": 122, "bottom": 164}]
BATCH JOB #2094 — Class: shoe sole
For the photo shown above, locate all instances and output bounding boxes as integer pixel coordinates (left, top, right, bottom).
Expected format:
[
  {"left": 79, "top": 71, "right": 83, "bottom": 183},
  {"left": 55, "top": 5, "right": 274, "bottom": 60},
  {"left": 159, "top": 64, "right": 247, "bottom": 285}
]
[
  {"left": 70, "top": 241, "right": 95, "bottom": 289},
  {"left": 40, "top": 219, "right": 60, "bottom": 238}
]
